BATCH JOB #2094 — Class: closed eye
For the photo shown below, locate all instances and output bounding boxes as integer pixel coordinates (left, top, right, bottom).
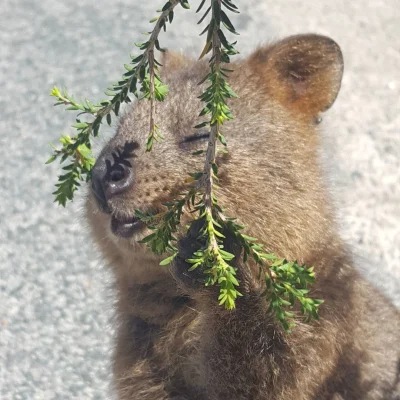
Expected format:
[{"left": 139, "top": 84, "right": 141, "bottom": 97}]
[{"left": 181, "top": 132, "right": 210, "bottom": 144}]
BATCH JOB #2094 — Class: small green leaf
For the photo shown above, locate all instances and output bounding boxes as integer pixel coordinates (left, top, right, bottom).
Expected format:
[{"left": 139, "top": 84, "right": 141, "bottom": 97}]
[
  {"left": 194, "top": 121, "right": 209, "bottom": 129},
  {"left": 180, "top": 0, "right": 190, "bottom": 9},
  {"left": 45, "top": 155, "right": 57, "bottom": 164},
  {"left": 50, "top": 86, "right": 62, "bottom": 98},
  {"left": 131, "top": 54, "right": 144, "bottom": 63},
  {"left": 159, "top": 253, "right": 177, "bottom": 265},
  {"left": 197, "top": 6, "right": 211, "bottom": 24},
  {"left": 199, "top": 41, "right": 212, "bottom": 60},
  {"left": 218, "top": 134, "right": 227, "bottom": 146},
  {"left": 72, "top": 122, "right": 88, "bottom": 129},
  {"left": 77, "top": 144, "right": 92, "bottom": 159},
  {"left": 196, "top": 0, "right": 206, "bottom": 13},
  {"left": 114, "top": 101, "right": 121, "bottom": 116},
  {"left": 162, "top": 2, "right": 171, "bottom": 12},
  {"left": 221, "top": 10, "right": 239, "bottom": 34}
]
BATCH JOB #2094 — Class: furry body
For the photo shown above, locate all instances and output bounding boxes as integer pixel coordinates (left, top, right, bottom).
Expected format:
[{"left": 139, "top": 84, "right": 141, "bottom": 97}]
[{"left": 87, "top": 35, "right": 400, "bottom": 399}]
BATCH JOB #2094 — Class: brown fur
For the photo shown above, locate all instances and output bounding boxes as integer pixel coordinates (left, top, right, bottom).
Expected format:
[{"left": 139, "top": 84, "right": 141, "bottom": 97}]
[{"left": 86, "top": 34, "right": 400, "bottom": 399}]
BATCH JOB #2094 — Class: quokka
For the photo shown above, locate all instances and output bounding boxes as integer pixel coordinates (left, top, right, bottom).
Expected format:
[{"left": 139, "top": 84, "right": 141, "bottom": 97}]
[{"left": 86, "top": 34, "right": 400, "bottom": 399}]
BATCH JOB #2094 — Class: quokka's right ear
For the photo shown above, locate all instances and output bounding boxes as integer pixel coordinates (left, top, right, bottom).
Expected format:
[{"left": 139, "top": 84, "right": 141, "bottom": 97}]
[{"left": 249, "top": 34, "right": 344, "bottom": 120}]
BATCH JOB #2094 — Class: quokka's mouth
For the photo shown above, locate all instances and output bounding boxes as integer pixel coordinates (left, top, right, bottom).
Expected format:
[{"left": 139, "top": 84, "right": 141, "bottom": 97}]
[
  {"left": 110, "top": 207, "right": 160, "bottom": 238},
  {"left": 111, "top": 214, "right": 146, "bottom": 238}
]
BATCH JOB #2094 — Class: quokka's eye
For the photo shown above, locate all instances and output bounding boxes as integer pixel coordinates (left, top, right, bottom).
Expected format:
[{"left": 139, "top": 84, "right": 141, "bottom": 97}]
[{"left": 181, "top": 132, "right": 210, "bottom": 144}]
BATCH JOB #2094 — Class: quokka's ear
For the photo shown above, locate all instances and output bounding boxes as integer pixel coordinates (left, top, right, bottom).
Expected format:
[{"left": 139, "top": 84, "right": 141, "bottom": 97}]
[
  {"left": 160, "top": 50, "right": 194, "bottom": 78},
  {"left": 250, "top": 34, "right": 344, "bottom": 119}
]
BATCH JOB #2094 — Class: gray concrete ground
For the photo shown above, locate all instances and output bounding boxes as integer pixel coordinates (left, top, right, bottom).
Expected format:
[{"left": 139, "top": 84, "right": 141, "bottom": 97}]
[{"left": 0, "top": 0, "right": 399, "bottom": 398}]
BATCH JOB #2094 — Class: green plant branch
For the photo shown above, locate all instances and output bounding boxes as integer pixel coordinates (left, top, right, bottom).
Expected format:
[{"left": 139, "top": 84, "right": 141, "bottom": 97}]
[
  {"left": 192, "top": 0, "right": 241, "bottom": 310},
  {"left": 146, "top": 47, "right": 163, "bottom": 151},
  {"left": 200, "top": 2, "right": 222, "bottom": 280},
  {"left": 48, "top": 0, "right": 183, "bottom": 206}
]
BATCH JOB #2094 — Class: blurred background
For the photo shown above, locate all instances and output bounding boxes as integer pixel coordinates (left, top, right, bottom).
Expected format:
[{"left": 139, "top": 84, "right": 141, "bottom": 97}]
[{"left": 0, "top": 0, "right": 399, "bottom": 398}]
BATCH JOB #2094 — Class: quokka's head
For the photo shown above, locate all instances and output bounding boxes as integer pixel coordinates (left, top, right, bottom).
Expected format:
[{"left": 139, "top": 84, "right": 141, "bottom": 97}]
[{"left": 87, "top": 34, "right": 344, "bottom": 275}]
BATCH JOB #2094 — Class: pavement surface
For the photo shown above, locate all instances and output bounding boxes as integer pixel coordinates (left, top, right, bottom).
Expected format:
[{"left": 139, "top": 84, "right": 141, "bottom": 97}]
[{"left": 0, "top": 0, "right": 399, "bottom": 398}]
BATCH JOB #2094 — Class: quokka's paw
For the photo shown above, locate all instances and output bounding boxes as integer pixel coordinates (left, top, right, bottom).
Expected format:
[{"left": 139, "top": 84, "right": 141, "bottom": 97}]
[
  {"left": 170, "top": 218, "right": 210, "bottom": 293},
  {"left": 170, "top": 218, "right": 244, "bottom": 296}
]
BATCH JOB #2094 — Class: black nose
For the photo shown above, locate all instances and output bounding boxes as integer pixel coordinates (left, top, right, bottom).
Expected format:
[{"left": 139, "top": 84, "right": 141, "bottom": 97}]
[{"left": 91, "top": 151, "right": 134, "bottom": 209}]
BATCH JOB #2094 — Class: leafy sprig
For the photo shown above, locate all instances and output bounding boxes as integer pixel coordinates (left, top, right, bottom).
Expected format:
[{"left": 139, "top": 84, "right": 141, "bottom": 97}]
[
  {"left": 48, "top": 0, "right": 186, "bottom": 206},
  {"left": 183, "top": 0, "right": 242, "bottom": 309},
  {"left": 185, "top": 197, "right": 243, "bottom": 310},
  {"left": 225, "top": 219, "right": 323, "bottom": 331},
  {"left": 46, "top": 132, "right": 95, "bottom": 206}
]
